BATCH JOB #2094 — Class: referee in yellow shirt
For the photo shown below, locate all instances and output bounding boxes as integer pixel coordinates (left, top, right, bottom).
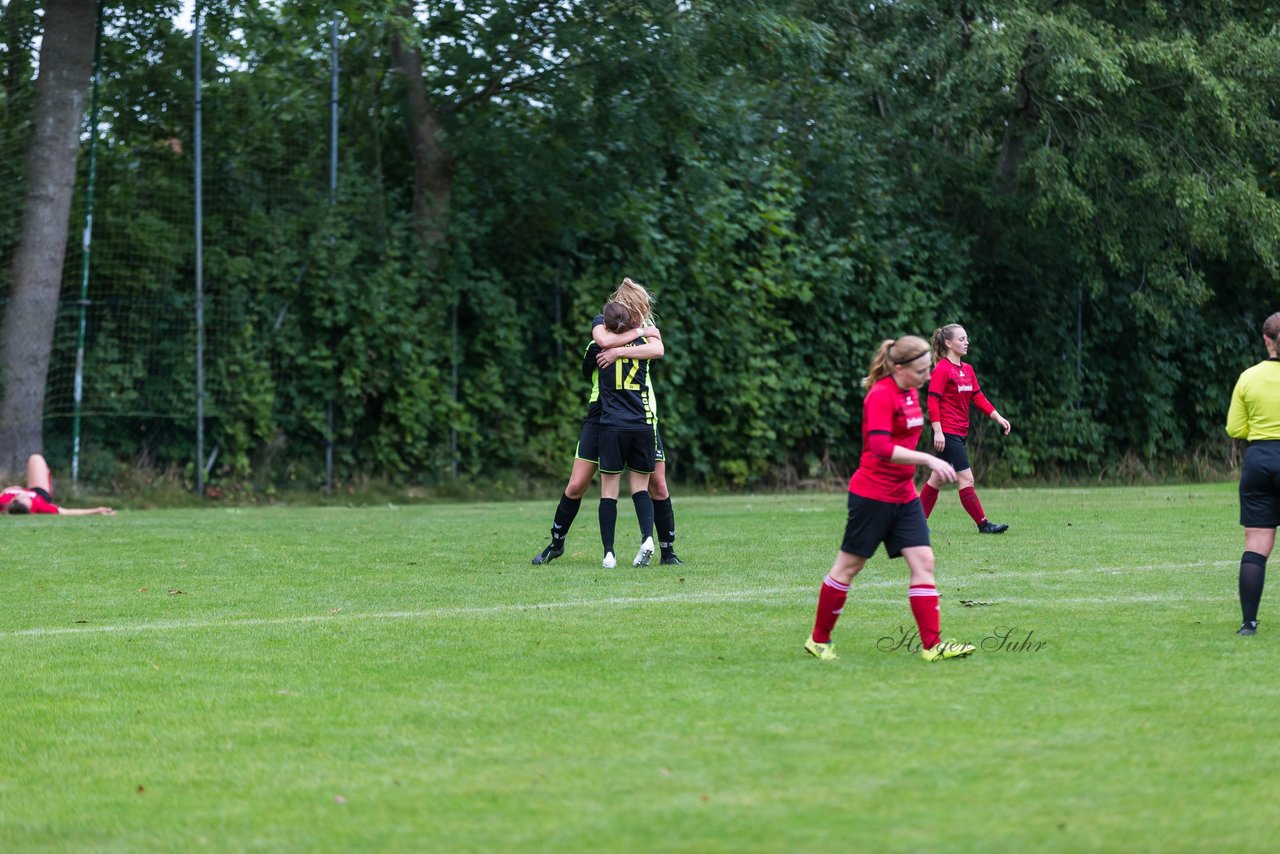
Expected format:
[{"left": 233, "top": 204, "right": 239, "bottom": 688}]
[{"left": 1226, "top": 311, "right": 1280, "bottom": 635}]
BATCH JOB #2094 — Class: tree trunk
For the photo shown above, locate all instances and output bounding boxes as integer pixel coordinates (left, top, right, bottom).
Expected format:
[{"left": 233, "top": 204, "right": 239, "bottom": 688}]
[
  {"left": 388, "top": 5, "right": 454, "bottom": 253},
  {"left": 996, "top": 38, "right": 1043, "bottom": 194},
  {"left": 0, "top": 0, "right": 96, "bottom": 478}
]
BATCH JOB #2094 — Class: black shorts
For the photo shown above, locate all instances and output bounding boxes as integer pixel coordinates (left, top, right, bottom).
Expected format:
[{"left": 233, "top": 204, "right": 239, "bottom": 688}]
[
  {"left": 32, "top": 486, "right": 53, "bottom": 502},
  {"left": 599, "top": 426, "right": 657, "bottom": 475},
  {"left": 1239, "top": 441, "right": 1280, "bottom": 528},
  {"left": 655, "top": 426, "right": 665, "bottom": 464},
  {"left": 839, "top": 492, "right": 931, "bottom": 559},
  {"left": 938, "top": 434, "right": 971, "bottom": 473},
  {"left": 574, "top": 417, "right": 601, "bottom": 465}
]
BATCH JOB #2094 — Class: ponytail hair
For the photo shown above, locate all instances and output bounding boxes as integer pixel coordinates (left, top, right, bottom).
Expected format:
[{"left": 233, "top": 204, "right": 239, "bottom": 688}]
[
  {"left": 608, "top": 276, "right": 657, "bottom": 327},
  {"left": 862, "top": 335, "right": 930, "bottom": 389},
  {"left": 603, "top": 301, "right": 632, "bottom": 333},
  {"left": 931, "top": 323, "right": 964, "bottom": 364}
]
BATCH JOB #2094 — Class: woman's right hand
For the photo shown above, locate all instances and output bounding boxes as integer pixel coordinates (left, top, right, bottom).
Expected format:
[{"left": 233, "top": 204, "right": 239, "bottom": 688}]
[
  {"left": 928, "top": 457, "right": 957, "bottom": 483},
  {"left": 933, "top": 432, "right": 945, "bottom": 452}
]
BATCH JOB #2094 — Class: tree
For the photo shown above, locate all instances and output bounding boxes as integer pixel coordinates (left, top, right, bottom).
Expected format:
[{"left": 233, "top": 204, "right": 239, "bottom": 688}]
[
  {"left": 386, "top": 3, "right": 451, "bottom": 251},
  {"left": 0, "top": 0, "right": 97, "bottom": 477},
  {"left": 4, "top": 0, "right": 1273, "bottom": 488}
]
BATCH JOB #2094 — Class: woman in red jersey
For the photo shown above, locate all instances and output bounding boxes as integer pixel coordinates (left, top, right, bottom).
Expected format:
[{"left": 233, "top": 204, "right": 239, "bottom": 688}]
[
  {"left": 805, "top": 336, "right": 974, "bottom": 663},
  {"left": 918, "top": 323, "right": 1012, "bottom": 533},
  {"left": 1, "top": 454, "right": 115, "bottom": 516}
]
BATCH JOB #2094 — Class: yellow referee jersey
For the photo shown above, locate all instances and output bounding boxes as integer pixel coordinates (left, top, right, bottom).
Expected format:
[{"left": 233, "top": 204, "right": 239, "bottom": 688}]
[{"left": 1227, "top": 360, "right": 1280, "bottom": 440}]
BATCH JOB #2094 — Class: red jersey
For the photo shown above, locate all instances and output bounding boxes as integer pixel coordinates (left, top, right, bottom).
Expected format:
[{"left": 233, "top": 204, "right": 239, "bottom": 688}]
[
  {"left": 848, "top": 376, "right": 926, "bottom": 503},
  {"left": 0, "top": 487, "right": 60, "bottom": 514},
  {"left": 926, "top": 358, "right": 994, "bottom": 437}
]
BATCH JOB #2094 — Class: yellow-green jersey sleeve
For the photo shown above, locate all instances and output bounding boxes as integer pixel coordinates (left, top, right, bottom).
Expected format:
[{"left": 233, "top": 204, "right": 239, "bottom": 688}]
[
  {"left": 646, "top": 368, "right": 659, "bottom": 422},
  {"left": 1226, "top": 361, "right": 1280, "bottom": 440}
]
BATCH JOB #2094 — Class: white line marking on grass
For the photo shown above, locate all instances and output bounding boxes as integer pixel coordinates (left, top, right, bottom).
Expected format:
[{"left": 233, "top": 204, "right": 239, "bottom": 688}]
[
  {"left": 1080, "top": 560, "right": 1234, "bottom": 575},
  {"left": 0, "top": 559, "right": 1235, "bottom": 639},
  {"left": 878, "top": 592, "right": 1230, "bottom": 606},
  {"left": 0, "top": 587, "right": 813, "bottom": 639},
  {"left": 1009, "top": 593, "right": 1233, "bottom": 605}
]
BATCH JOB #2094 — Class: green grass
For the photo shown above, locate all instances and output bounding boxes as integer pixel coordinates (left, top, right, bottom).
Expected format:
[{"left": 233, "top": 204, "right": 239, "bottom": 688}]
[{"left": 2, "top": 483, "right": 1277, "bottom": 851}]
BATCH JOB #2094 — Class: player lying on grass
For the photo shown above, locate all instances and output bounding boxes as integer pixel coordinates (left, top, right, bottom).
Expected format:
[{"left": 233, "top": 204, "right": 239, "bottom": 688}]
[{"left": 1, "top": 454, "right": 115, "bottom": 516}]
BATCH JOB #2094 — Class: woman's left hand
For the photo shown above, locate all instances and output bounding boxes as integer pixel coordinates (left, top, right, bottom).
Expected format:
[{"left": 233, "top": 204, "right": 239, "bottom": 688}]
[
  {"left": 996, "top": 414, "right": 1011, "bottom": 435},
  {"left": 596, "top": 348, "right": 621, "bottom": 368}
]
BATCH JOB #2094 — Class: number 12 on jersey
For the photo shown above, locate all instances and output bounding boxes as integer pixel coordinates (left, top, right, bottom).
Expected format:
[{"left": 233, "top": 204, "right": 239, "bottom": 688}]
[{"left": 615, "top": 358, "right": 643, "bottom": 390}]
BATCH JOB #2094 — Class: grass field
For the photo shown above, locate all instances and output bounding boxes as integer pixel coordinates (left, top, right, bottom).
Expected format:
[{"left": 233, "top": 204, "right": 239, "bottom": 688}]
[{"left": 2, "top": 483, "right": 1278, "bottom": 851}]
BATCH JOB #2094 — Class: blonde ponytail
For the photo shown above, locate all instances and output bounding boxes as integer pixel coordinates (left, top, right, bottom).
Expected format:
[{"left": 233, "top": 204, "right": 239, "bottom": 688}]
[
  {"left": 862, "top": 340, "right": 896, "bottom": 389},
  {"left": 862, "top": 335, "right": 930, "bottom": 389},
  {"left": 609, "top": 276, "right": 657, "bottom": 327}
]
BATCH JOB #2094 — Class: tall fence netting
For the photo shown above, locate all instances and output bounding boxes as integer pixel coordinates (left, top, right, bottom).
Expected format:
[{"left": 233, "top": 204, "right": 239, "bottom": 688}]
[{"left": 0, "top": 10, "right": 337, "bottom": 489}]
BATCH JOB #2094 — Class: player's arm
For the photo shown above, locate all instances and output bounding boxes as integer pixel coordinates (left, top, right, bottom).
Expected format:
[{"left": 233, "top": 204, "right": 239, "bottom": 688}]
[
  {"left": 929, "top": 420, "right": 945, "bottom": 451},
  {"left": 972, "top": 389, "right": 1011, "bottom": 435},
  {"left": 927, "top": 364, "right": 946, "bottom": 450},
  {"left": 865, "top": 430, "right": 958, "bottom": 482},
  {"left": 582, "top": 343, "right": 602, "bottom": 381},
  {"left": 863, "top": 390, "right": 956, "bottom": 481},
  {"left": 1226, "top": 376, "right": 1250, "bottom": 438},
  {"left": 889, "top": 444, "right": 957, "bottom": 482},
  {"left": 593, "top": 323, "right": 661, "bottom": 349},
  {"left": 57, "top": 507, "right": 116, "bottom": 516},
  {"left": 597, "top": 338, "right": 664, "bottom": 368}
]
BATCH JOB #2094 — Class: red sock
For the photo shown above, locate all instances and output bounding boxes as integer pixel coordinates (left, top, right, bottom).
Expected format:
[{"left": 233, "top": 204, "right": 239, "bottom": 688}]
[
  {"left": 958, "top": 486, "right": 986, "bottom": 526},
  {"left": 909, "top": 584, "right": 940, "bottom": 650},
  {"left": 920, "top": 483, "right": 939, "bottom": 518},
  {"left": 811, "top": 574, "right": 850, "bottom": 643}
]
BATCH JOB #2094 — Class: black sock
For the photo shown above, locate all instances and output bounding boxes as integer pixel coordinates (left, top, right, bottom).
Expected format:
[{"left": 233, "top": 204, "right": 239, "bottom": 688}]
[
  {"left": 1240, "top": 551, "right": 1267, "bottom": 625},
  {"left": 631, "top": 490, "right": 654, "bottom": 541},
  {"left": 653, "top": 496, "right": 675, "bottom": 555},
  {"left": 550, "top": 494, "right": 581, "bottom": 547},
  {"left": 599, "top": 498, "right": 618, "bottom": 555}
]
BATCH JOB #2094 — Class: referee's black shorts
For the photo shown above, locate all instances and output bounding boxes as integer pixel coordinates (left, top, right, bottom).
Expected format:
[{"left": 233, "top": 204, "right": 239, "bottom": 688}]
[
  {"left": 1240, "top": 441, "right": 1280, "bottom": 528},
  {"left": 938, "top": 433, "right": 971, "bottom": 473},
  {"left": 839, "top": 492, "right": 931, "bottom": 559}
]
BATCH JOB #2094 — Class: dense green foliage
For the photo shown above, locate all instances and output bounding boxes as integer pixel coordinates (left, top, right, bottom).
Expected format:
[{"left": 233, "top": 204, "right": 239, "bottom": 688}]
[
  {"left": 1, "top": 1, "right": 1278, "bottom": 489},
  {"left": 2, "top": 488, "right": 1276, "bottom": 848}
]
